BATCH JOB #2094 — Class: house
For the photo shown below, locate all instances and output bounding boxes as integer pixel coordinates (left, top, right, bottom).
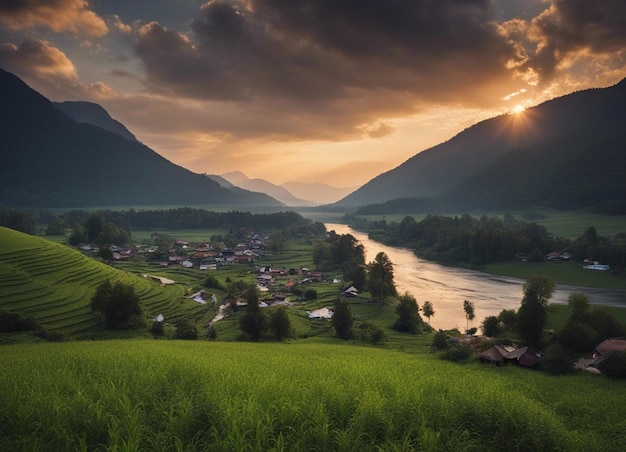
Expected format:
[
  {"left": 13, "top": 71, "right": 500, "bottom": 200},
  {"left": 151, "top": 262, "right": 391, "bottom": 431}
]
[
  {"left": 478, "top": 345, "right": 514, "bottom": 366},
  {"left": 576, "top": 338, "right": 626, "bottom": 371},
  {"left": 341, "top": 286, "right": 359, "bottom": 297},
  {"left": 504, "top": 346, "right": 542, "bottom": 368}
]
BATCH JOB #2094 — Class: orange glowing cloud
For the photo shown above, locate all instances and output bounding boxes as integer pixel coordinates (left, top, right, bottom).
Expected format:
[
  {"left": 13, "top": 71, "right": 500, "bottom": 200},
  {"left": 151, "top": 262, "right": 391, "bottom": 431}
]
[{"left": 0, "top": 0, "right": 107, "bottom": 36}]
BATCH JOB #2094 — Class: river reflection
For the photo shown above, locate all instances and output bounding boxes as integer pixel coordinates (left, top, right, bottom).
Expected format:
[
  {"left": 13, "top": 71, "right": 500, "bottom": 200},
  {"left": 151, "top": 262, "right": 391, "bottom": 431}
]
[{"left": 326, "top": 223, "right": 626, "bottom": 331}]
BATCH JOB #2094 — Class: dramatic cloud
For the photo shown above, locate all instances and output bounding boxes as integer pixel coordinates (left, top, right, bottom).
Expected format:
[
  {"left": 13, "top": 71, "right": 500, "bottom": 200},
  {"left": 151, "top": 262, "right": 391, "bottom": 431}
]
[
  {"left": 133, "top": 0, "right": 521, "bottom": 140},
  {"left": 506, "top": 0, "right": 626, "bottom": 86},
  {"left": 0, "top": 0, "right": 108, "bottom": 36},
  {"left": 0, "top": 38, "right": 112, "bottom": 99}
]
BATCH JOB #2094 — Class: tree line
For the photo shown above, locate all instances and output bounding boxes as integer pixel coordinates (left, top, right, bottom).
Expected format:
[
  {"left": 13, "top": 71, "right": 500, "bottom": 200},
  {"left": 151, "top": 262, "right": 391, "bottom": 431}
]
[{"left": 346, "top": 213, "right": 626, "bottom": 274}]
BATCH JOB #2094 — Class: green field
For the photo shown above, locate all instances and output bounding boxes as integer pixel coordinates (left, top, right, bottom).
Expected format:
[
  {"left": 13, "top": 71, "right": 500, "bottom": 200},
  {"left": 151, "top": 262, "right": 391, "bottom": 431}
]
[
  {"left": 2, "top": 340, "right": 625, "bottom": 451},
  {"left": 483, "top": 261, "right": 626, "bottom": 289},
  {"left": 0, "top": 227, "right": 195, "bottom": 336},
  {"left": 355, "top": 209, "right": 626, "bottom": 239}
]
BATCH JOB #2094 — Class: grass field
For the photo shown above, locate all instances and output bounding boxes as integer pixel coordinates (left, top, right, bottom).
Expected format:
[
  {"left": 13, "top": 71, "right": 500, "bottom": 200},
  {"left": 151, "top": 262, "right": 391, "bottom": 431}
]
[
  {"left": 2, "top": 340, "right": 626, "bottom": 451},
  {"left": 483, "top": 261, "right": 626, "bottom": 289},
  {"left": 355, "top": 209, "right": 626, "bottom": 239}
]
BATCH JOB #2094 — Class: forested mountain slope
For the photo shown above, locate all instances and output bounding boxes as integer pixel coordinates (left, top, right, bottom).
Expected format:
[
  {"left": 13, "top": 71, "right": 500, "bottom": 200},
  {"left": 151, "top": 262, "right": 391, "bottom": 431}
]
[
  {"left": 0, "top": 69, "right": 282, "bottom": 208},
  {"left": 336, "top": 79, "right": 626, "bottom": 210}
]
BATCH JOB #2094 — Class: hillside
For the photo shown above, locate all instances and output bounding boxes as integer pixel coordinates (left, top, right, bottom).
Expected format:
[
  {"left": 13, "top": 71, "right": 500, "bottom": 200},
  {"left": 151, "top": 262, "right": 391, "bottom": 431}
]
[
  {"left": 54, "top": 101, "right": 138, "bottom": 142},
  {"left": 221, "top": 171, "right": 316, "bottom": 206},
  {"left": 336, "top": 79, "right": 626, "bottom": 210},
  {"left": 0, "top": 227, "right": 197, "bottom": 335},
  {"left": 0, "top": 68, "right": 282, "bottom": 208}
]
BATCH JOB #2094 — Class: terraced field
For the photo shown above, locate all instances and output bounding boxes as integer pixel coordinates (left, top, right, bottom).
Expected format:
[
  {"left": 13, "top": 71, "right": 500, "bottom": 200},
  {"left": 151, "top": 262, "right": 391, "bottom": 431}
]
[{"left": 0, "top": 227, "right": 193, "bottom": 335}]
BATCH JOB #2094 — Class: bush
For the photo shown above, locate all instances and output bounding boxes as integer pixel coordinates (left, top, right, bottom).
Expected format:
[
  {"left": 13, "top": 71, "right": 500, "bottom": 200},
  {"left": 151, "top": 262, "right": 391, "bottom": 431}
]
[
  {"left": 598, "top": 351, "right": 626, "bottom": 379},
  {"left": 90, "top": 280, "right": 145, "bottom": 329},
  {"left": 541, "top": 344, "right": 574, "bottom": 375},
  {"left": 481, "top": 316, "right": 502, "bottom": 337},
  {"left": 440, "top": 345, "right": 472, "bottom": 363},
  {"left": 0, "top": 310, "right": 39, "bottom": 333},
  {"left": 150, "top": 321, "right": 165, "bottom": 337},
  {"left": 203, "top": 275, "right": 225, "bottom": 291},
  {"left": 304, "top": 288, "right": 318, "bottom": 300},
  {"left": 431, "top": 330, "right": 449, "bottom": 351},
  {"left": 356, "top": 322, "right": 387, "bottom": 345},
  {"left": 175, "top": 319, "right": 197, "bottom": 340}
]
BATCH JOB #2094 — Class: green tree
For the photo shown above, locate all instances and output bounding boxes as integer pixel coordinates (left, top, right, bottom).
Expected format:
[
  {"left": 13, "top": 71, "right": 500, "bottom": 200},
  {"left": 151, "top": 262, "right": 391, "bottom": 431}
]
[
  {"left": 567, "top": 292, "right": 590, "bottom": 322},
  {"left": 421, "top": 300, "right": 435, "bottom": 324},
  {"left": 175, "top": 319, "right": 198, "bottom": 340},
  {"left": 268, "top": 307, "right": 293, "bottom": 341},
  {"left": 498, "top": 309, "right": 517, "bottom": 332},
  {"left": 431, "top": 330, "right": 449, "bottom": 351},
  {"left": 481, "top": 315, "right": 502, "bottom": 337},
  {"left": 85, "top": 214, "right": 103, "bottom": 242},
  {"left": 463, "top": 299, "right": 475, "bottom": 333},
  {"left": 393, "top": 292, "right": 424, "bottom": 334},
  {"left": 541, "top": 344, "right": 574, "bottom": 375},
  {"left": 239, "top": 285, "right": 267, "bottom": 341},
  {"left": 332, "top": 298, "right": 353, "bottom": 339},
  {"left": 367, "top": 252, "right": 397, "bottom": 304},
  {"left": 517, "top": 275, "right": 555, "bottom": 347},
  {"left": 90, "top": 280, "right": 145, "bottom": 329}
]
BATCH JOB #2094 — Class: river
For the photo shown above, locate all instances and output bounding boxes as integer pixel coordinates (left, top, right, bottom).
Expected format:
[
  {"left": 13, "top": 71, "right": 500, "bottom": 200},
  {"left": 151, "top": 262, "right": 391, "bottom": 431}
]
[{"left": 325, "top": 223, "right": 626, "bottom": 331}]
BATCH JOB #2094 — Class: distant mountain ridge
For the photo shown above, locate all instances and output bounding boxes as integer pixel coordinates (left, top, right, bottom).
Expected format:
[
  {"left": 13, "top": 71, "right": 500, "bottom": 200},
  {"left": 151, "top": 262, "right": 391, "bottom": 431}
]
[
  {"left": 219, "top": 171, "right": 356, "bottom": 206},
  {"left": 0, "top": 68, "right": 282, "bottom": 209},
  {"left": 221, "top": 171, "right": 316, "bottom": 206},
  {"left": 336, "top": 79, "right": 626, "bottom": 210},
  {"left": 54, "top": 101, "right": 138, "bottom": 142}
]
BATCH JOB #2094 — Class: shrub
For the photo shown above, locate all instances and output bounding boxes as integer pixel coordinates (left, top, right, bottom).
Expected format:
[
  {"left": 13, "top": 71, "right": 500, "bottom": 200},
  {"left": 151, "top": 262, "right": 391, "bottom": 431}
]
[
  {"left": 150, "top": 321, "right": 165, "bottom": 337},
  {"left": 440, "top": 345, "right": 472, "bottom": 363},
  {"left": 481, "top": 316, "right": 502, "bottom": 337},
  {"left": 175, "top": 319, "right": 197, "bottom": 340},
  {"left": 90, "top": 280, "right": 145, "bottom": 329},
  {"left": 598, "top": 351, "right": 626, "bottom": 379},
  {"left": 304, "top": 288, "right": 318, "bottom": 300},
  {"left": 432, "top": 330, "right": 449, "bottom": 351},
  {"left": 203, "top": 275, "right": 225, "bottom": 291},
  {"left": 541, "top": 344, "right": 574, "bottom": 375},
  {"left": 356, "top": 322, "right": 387, "bottom": 345},
  {"left": 0, "top": 310, "right": 39, "bottom": 333}
]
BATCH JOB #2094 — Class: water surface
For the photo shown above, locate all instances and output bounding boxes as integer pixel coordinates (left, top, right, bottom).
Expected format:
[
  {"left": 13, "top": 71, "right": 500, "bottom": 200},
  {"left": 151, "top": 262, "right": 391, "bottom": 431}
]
[{"left": 326, "top": 223, "right": 626, "bottom": 331}]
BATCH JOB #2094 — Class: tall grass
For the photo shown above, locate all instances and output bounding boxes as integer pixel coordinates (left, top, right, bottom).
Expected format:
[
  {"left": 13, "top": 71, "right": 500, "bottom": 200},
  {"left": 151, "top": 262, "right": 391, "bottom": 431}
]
[{"left": 2, "top": 340, "right": 625, "bottom": 451}]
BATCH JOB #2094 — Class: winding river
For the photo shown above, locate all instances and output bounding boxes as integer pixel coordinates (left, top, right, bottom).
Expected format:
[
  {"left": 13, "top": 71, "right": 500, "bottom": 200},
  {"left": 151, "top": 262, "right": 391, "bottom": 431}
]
[{"left": 326, "top": 223, "right": 626, "bottom": 331}]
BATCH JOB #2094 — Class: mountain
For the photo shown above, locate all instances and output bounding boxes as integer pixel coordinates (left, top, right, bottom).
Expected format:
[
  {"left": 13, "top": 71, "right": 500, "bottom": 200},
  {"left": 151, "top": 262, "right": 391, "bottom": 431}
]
[
  {"left": 281, "top": 181, "right": 356, "bottom": 205},
  {"left": 0, "top": 68, "right": 282, "bottom": 208},
  {"left": 54, "top": 101, "right": 138, "bottom": 142},
  {"left": 221, "top": 171, "right": 316, "bottom": 206},
  {"left": 335, "top": 79, "right": 626, "bottom": 210}
]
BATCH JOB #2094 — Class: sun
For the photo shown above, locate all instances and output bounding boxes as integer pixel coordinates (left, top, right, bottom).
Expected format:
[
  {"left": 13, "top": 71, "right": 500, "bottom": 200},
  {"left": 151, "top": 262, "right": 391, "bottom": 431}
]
[{"left": 512, "top": 104, "right": 526, "bottom": 114}]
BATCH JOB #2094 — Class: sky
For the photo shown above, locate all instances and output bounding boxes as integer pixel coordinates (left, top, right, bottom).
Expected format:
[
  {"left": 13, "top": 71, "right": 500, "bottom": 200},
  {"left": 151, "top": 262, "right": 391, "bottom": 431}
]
[{"left": 1, "top": 1, "right": 625, "bottom": 189}]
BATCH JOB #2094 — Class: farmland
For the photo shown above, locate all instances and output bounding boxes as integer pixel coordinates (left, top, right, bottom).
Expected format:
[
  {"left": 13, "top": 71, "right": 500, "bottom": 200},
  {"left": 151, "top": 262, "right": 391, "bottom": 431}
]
[
  {"left": 2, "top": 340, "right": 626, "bottom": 451},
  {"left": 0, "top": 227, "right": 194, "bottom": 337}
]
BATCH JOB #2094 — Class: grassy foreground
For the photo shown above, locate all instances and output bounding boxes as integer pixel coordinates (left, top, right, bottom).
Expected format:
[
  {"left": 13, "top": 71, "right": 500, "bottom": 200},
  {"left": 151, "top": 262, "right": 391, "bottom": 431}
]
[{"left": 2, "top": 340, "right": 626, "bottom": 451}]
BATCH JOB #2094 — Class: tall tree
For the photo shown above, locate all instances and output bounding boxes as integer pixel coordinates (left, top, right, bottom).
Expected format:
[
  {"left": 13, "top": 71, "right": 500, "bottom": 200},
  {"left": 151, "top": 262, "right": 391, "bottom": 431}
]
[
  {"left": 393, "top": 292, "right": 424, "bottom": 334},
  {"left": 367, "top": 252, "right": 397, "bottom": 304},
  {"left": 422, "top": 301, "right": 435, "bottom": 324},
  {"left": 517, "top": 275, "right": 555, "bottom": 347},
  {"left": 332, "top": 298, "right": 353, "bottom": 339},
  {"left": 90, "top": 280, "right": 144, "bottom": 329},
  {"left": 269, "top": 307, "right": 292, "bottom": 341},
  {"left": 239, "top": 285, "right": 267, "bottom": 341},
  {"left": 463, "top": 299, "right": 475, "bottom": 333}
]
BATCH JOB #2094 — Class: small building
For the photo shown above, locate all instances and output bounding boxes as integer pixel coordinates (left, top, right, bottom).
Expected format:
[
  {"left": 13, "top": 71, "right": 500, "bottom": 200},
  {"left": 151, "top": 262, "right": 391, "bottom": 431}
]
[{"left": 478, "top": 345, "right": 513, "bottom": 366}]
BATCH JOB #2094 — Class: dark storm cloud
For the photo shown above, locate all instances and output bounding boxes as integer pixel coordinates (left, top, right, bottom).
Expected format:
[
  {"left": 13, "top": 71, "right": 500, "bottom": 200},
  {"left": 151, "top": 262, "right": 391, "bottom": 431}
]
[
  {"left": 134, "top": 1, "right": 517, "bottom": 118},
  {"left": 525, "top": 0, "right": 626, "bottom": 83}
]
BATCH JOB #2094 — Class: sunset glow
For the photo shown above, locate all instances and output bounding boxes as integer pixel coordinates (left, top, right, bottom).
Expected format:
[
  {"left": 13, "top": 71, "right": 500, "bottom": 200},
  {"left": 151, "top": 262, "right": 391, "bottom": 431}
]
[{"left": 1, "top": 0, "right": 625, "bottom": 188}]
